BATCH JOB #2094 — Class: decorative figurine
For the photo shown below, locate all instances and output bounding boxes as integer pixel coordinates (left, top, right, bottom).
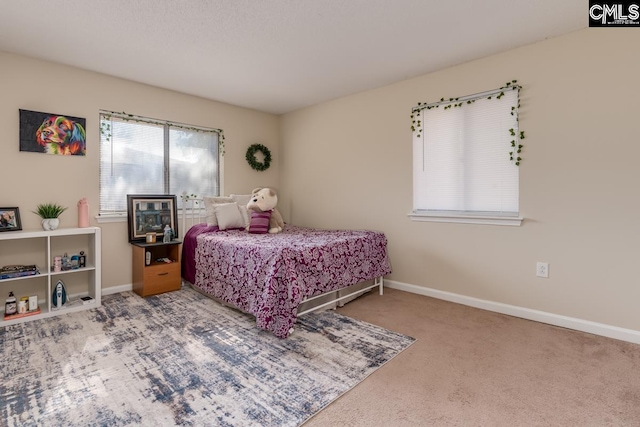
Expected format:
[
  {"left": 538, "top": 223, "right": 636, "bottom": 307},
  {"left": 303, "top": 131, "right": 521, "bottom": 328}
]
[
  {"left": 163, "top": 225, "right": 172, "bottom": 243},
  {"left": 53, "top": 256, "right": 62, "bottom": 272}
]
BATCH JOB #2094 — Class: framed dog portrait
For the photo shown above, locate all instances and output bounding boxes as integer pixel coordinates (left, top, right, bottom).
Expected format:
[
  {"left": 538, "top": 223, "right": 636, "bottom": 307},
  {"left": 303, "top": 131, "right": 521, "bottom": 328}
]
[
  {"left": 127, "top": 195, "right": 178, "bottom": 242},
  {"left": 19, "top": 109, "right": 87, "bottom": 156},
  {"left": 0, "top": 208, "right": 22, "bottom": 232}
]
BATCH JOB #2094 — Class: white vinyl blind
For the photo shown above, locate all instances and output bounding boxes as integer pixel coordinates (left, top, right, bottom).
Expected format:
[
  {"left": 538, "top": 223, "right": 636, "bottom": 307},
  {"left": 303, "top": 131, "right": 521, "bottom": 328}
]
[
  {"left": 168, "top": 127, "right": 219, "bottom": 199},
  {"left": 99, "top": 112, "right": 220, "bottom": 214},
  {"left": 413, "top": 88, "right": 519, "bottom": 216}
]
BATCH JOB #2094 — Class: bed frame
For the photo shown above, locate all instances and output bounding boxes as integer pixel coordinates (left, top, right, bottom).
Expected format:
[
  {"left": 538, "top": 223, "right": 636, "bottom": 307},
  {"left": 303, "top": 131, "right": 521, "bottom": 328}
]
[{"left": 179, "top": 198, "right": 384, "bottom": 317}]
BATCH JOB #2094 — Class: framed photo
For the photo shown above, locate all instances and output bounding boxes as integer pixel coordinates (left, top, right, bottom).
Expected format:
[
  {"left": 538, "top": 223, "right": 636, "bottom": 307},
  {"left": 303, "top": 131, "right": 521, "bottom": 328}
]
[
  {"left": 127, "top": 195, "right": 178, "bottom": 243},
  {"left": 0, "top": 208, "right": 22, "bottom": 232}
]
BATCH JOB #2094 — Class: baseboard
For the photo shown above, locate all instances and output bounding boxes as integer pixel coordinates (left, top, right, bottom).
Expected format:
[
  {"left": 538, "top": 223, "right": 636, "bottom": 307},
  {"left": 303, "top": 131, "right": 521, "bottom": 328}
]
[
  {"left": 102, "top": 284, "right": 133, "bottom": 296},
  {"left": 385, "top": 280, "right": 640, "bottom": 345}
]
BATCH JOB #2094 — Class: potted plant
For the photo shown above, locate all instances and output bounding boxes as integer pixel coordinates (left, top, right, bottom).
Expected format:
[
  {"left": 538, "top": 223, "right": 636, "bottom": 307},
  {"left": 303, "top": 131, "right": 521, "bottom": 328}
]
[{"left": 33, "top": 203, "right": 67, "bottom": 231}]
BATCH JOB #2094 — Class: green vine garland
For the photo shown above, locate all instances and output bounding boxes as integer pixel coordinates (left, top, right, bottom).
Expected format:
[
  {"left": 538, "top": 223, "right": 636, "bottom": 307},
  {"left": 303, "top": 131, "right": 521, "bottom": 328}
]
[
  {"left": 411, "top": 80, "right": 525, "bottom": 166},
  {"left": 99, "top": 111, "right": 226, "bottom": 155},
  {"left": 246, "top": 143, "right": 272, "bottom": 171}
]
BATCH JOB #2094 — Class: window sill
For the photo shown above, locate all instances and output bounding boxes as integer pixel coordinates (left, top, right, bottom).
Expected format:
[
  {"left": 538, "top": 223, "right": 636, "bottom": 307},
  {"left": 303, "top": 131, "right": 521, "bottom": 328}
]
[
  {"left": 96, "top": 213, "right": 193, "bottom": 225},
  {"left": 408, "top": 212, "right": 523, "bottom": 226},
  {"left": 95, "top": 214, "right": 127, "bottom": 224}
]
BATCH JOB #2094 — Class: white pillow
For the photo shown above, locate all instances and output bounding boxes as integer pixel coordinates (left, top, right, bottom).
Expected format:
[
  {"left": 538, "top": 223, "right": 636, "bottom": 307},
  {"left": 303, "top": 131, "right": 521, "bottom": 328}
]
[
  {"left": 231, "top": 194, "right": 252, "bottom": 228},
  {"left": 214, "top": 203, "right": 246, "bottom": 230},
  {"left": 237, "top": 205, "right": 250, "bottom": 229},
  {"left": 203, "top": 196, "right": 233, "bottom": 226}
]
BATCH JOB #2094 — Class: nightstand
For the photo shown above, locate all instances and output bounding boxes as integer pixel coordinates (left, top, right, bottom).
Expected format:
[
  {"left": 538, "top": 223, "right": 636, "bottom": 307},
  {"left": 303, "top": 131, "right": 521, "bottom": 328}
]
[{"left": 131, "top": 240, "right": 182, "bottom": 297}]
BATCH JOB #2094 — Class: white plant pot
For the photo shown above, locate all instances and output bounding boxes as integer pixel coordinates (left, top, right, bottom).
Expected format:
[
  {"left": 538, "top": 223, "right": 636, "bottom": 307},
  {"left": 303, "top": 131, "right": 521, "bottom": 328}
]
[{"left": 41, "top": 218, "right": 60, "bottom": 231}]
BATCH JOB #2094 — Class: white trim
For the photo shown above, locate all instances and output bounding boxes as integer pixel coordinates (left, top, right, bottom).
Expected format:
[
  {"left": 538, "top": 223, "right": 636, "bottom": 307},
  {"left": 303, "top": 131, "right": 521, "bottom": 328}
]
[
  {"left": 219, "top": 154, "right": 225, "bottom": 198},
  {"left": 385, "top": 280, "right": 640, "bottom": 345},
  {"left": 102, "top": 284, "right": 132, "bottom": 295},
  {"left": 95, "top": 214, "right": 127, "bottom": 224},
  {"left": 408, "top": 212, "right": 523, "bottom": 226}
]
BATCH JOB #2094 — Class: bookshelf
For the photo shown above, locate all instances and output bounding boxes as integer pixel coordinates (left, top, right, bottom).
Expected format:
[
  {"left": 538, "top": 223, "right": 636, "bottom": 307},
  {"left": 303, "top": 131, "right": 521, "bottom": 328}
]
[{"left": 0, "top": 227, "right": 101, "bottom": 326}]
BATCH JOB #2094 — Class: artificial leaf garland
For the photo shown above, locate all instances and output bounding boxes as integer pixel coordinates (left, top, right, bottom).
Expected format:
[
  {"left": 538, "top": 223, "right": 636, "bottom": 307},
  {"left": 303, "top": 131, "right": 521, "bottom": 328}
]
[
  {"left": 246, "top": 143, "right": 272, "bottom": 171},
  {"left": 411, "top": 80, "right": 525, "bottom": 165},
  {"left": 99, "top": 111, "right": 226, "bottom": 154}
]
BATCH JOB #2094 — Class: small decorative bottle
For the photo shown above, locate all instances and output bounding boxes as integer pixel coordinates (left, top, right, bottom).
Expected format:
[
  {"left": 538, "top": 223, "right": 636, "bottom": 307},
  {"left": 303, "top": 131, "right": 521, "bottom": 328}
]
[
  {"left": 5, "top": 291, "right": 17, "bottom": 316},
  {"left": 53, "top": 256, "right": 62, "bottom": 272},
  {"left": 163, "top": 225, "right": 172, "bottom": 243}
]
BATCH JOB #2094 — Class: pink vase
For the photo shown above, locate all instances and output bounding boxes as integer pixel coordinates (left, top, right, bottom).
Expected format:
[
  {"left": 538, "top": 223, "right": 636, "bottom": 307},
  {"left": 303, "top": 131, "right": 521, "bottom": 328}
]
[{"left": 78, "top": 198, "right": 89, "bottom": 228}]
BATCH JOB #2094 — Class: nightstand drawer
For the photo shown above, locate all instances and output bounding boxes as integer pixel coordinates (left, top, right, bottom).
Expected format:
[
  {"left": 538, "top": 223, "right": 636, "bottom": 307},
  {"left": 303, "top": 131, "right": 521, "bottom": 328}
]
[{"left": 142, "top": 263, "right": 180, "bottom": 294}]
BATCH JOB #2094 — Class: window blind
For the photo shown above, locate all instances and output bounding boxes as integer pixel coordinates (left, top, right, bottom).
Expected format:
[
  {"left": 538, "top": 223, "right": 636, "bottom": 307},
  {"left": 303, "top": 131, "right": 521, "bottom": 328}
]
[
  {"left": 413, "top": 88, "right": 519, "bottom": 215},
  {"left": 99, "top": 112, "right": 220, "bottom": 214}
]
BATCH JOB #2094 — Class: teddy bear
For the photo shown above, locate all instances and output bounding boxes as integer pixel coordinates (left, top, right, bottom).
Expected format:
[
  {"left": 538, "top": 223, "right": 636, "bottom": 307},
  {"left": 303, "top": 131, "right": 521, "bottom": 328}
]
[{"left": 246, "top": 187, "right": 285, "bottom": 234}]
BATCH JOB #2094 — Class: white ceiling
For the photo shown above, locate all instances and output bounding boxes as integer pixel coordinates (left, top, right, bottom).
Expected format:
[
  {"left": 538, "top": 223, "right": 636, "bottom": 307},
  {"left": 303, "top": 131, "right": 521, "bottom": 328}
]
[{"left": 0, "top": 1, "right": 586, "bottom": 114}]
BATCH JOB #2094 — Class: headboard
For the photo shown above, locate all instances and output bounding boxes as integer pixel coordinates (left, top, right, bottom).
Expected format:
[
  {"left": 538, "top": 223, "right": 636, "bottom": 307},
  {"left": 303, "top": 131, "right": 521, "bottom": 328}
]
[
  {"left": 180, "top": 193, "right": 256, "bottom": 237},
  {"left": 180, "top": 198, "right": 205, "bottom": 238}
]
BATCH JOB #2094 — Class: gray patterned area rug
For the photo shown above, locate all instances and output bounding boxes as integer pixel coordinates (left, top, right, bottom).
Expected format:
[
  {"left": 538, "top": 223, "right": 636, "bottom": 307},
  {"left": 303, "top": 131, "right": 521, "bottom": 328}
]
[{"left": 0, "top": 287, "right": 414, "bottom": 426}]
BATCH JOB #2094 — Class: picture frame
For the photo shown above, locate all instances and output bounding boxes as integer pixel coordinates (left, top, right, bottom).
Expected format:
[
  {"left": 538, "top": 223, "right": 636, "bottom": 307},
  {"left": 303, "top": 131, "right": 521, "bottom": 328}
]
[
  {"left": 19, "top": 109, "right": 87, "bottom": 156},
  {"left": 127, "top": 195, "right": 178, "bottom": 243},
  {"left": 0, "top": 207, "right": 22, "bottom": 232}
]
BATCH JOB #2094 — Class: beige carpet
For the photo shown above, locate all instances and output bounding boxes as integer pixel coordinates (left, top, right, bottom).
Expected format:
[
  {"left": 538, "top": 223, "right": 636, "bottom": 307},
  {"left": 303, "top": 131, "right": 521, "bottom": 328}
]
[{"left": 305, "top": 288, "right": 640, "bottom": 426}]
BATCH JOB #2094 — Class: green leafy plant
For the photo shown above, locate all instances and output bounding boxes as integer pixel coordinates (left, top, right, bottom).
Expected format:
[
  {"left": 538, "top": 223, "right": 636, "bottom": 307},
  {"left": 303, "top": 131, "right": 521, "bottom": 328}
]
[
  {"left": 180, "top": 191, "right": 200, "bottom": 207},
  {"left": 33, "top": 203, "right": 68, "bottom": 219},
  {"left": 180, "top": 191, "right": 198, "bottom": 202}
]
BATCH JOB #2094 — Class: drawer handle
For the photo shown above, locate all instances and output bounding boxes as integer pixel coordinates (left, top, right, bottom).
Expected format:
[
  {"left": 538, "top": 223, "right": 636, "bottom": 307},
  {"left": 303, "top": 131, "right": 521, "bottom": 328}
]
[{"left": 157, "top": 272, "right": 169, "bottom": 276}]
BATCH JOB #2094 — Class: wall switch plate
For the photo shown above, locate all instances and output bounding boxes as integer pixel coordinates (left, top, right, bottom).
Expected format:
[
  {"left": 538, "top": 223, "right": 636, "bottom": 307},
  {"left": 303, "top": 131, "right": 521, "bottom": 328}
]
[{"left": 536, "top": 262, "right": 549, "bottom": 278}]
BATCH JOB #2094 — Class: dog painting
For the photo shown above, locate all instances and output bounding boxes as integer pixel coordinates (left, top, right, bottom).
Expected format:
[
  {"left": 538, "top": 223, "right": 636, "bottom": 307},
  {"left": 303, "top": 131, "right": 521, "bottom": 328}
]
[{"left": 20, "top": 109, "right": 86, "bottom": 156}]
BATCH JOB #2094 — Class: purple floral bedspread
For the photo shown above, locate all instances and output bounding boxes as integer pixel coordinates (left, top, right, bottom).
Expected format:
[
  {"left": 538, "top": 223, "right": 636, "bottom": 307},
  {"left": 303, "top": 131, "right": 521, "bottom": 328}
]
[{"left": 183, "top": 225, "right": 391, "bottom": 338}]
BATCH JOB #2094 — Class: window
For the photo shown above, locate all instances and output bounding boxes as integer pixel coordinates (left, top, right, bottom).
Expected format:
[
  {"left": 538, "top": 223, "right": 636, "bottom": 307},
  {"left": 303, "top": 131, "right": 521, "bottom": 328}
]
[
  {"left": 99, "top": 111, "right": 222, "bottom": 215},
  {"left": 410, "top": 86, "right": 522, "bottom": 226}
]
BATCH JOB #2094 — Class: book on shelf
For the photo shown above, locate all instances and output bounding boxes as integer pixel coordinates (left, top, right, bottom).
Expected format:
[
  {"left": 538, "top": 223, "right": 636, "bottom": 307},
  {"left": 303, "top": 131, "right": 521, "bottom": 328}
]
[
  {"left": 0, "top": 269, "right": 40, "bottom": 280},
  {"left": 0, "top": 264, "right": 38, "bottom": 273}
]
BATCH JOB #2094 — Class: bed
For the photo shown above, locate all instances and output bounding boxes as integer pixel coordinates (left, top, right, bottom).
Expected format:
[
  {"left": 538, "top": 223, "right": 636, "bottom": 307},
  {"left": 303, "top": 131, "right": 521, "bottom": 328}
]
[{"left": 181, "top": 198, "right": 392, "bottom": 338}]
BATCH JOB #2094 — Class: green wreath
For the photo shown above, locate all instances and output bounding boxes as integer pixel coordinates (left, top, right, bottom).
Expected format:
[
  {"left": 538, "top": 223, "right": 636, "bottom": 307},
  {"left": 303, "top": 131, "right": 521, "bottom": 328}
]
[{"left": 246, "top": 143, "right": 272, "bottom": 171}]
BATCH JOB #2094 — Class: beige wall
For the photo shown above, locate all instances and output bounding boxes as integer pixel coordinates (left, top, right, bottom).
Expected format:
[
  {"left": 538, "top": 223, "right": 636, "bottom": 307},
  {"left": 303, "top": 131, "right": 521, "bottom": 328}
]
[
  {"left": 280, "top": 28, "right": 640, "bottom": 332},
  {"left": 0, "top": 51, "right": 280, "bottom": 290},
  {"left": 4, "top": 28, "right": 639, "bottom": 332}
]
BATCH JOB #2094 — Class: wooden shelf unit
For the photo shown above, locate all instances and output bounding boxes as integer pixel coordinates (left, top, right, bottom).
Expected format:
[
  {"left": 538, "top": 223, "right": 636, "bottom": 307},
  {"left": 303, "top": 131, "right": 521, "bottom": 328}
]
[{"left": 0, "top": 227, "right": 101, "bottom": 326}]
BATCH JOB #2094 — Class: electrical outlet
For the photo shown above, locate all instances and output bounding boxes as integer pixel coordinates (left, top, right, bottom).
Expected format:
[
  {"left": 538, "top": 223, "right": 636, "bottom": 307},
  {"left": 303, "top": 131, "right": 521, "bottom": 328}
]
[{"left": 536, "top": 262, "right": 549, "bottom": 278}]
